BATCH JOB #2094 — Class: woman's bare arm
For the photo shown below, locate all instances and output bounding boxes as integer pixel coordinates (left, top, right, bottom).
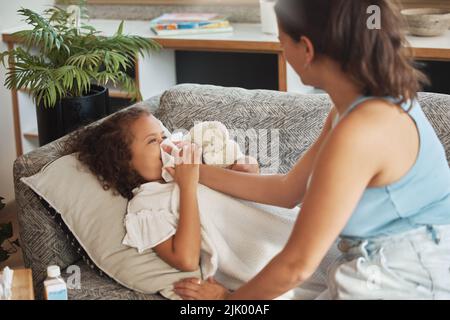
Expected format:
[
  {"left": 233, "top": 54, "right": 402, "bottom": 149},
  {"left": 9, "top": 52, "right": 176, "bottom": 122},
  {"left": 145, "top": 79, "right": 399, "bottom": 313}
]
[
  {"left": 173, "top": 107, "right": 387, "bottom": 299},
  {"left": 224, "top": 110, "right": 384, "bottom": 299},
  {"left": 175, "top": 107, "right": 385, "bottom": 299},
  {"left": 198, "top": 108, "right": 336, "bottom": 208}
]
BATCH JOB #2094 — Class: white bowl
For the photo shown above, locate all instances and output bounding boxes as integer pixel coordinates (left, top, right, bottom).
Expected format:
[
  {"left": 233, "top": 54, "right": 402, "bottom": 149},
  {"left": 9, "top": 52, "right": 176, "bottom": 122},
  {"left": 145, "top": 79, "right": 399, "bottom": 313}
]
[{"left": 401, "top": 8, "right": 450, "bottom": 37}]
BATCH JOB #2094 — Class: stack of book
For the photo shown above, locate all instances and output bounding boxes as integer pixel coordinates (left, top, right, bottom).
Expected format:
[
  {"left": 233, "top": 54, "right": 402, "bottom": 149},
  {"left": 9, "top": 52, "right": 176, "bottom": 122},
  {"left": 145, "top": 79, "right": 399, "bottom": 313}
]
[{"left": 150, "top": 13, "right": 233, "bottom": 36}]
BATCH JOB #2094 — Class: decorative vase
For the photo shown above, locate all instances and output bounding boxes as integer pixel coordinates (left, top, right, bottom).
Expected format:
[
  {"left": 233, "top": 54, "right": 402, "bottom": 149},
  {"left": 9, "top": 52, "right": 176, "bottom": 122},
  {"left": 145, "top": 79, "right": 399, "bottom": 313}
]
[{"left": 259, "top": 0, "right": 279, "bottom": 36}]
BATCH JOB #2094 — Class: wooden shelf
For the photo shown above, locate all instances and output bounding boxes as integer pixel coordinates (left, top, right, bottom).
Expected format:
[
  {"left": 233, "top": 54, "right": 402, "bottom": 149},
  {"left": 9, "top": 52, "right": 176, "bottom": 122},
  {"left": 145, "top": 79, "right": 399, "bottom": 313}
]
[
  {"left": 3, "top": 21, "right": 450, "bottom": 60},
  {"left": 23, "top": 129, "right": 38, "bottom": 139},
  {"left": 108, "top": 88, "right": 133, "bottom": 99},
  {"left": 9, "top": 268, "right": 35, "bottom": 300}
]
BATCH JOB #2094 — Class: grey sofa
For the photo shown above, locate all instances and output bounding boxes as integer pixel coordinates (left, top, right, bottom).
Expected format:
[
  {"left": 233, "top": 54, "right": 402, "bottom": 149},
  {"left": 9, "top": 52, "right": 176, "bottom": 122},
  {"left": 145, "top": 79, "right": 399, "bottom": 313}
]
[{"left": 13, "top": 84, "right": 450, "bottom": 300}]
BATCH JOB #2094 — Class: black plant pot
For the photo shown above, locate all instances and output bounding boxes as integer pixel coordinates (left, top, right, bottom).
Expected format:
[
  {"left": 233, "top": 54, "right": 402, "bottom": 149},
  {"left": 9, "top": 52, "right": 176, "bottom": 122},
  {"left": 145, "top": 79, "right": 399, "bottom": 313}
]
[{"left": 36, "top": 84, "right": 110, "bottom": 146}]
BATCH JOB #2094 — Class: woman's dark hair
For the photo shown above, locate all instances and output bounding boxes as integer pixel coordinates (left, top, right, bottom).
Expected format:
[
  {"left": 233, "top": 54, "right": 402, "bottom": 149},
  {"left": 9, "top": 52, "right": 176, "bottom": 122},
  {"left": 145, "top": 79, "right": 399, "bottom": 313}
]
[
  {"left": 71, "top": 106, "right": 151, "bottom": 200},
  {"left": 275, "top": 0, "right": 429, "bottom": 104}
]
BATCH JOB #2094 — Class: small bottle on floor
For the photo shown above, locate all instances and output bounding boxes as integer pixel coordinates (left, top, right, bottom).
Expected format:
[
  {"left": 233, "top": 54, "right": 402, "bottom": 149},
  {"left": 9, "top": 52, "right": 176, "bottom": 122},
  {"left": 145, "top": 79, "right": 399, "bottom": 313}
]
[{"left": 44, "top": 265, "right": 68, "bottom": 300}]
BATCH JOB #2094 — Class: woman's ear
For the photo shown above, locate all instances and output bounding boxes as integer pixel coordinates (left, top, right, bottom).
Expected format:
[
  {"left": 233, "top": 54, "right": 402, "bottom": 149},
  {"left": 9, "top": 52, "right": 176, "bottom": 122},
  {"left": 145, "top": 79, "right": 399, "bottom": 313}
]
[{"left": 300, "top": 36, "right": 315, "bottom": 68}]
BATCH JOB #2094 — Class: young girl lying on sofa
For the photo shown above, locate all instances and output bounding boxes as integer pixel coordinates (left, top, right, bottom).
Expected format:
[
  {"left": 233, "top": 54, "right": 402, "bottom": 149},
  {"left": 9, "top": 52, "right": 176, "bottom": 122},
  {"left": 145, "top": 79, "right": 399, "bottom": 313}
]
[{"left": 72, "top": 106, "right": 339, "bottom": 300}]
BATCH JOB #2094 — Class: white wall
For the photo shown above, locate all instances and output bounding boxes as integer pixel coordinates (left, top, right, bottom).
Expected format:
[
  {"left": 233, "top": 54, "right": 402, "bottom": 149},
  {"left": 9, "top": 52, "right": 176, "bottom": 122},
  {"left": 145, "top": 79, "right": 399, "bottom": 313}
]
[{"left": 0, "top": 0, "right": 54, "bottom": 204}]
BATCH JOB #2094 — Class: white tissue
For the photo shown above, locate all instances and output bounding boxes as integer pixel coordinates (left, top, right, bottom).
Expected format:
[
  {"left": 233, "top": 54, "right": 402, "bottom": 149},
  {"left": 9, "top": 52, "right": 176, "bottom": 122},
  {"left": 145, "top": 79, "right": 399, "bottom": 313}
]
[
  {"left": 160, "top": 132, "right": 184, "bottom": 182},
  {"left": 0, "top": 266, "right": 14, "bottom": 300}
]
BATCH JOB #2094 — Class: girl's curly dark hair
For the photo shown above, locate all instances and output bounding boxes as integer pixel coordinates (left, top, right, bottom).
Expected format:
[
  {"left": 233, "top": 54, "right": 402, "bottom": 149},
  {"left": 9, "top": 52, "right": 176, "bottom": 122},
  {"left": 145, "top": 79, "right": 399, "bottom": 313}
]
[{"left": 70, "top": 106, "right": 151, "bottom": 200}]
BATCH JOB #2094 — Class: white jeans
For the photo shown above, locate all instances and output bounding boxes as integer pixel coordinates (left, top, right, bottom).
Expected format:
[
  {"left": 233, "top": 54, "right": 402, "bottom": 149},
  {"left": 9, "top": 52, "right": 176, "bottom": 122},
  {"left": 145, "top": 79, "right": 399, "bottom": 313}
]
[{"left": 321, "top": 225, "right": 450, "bottom": 300}]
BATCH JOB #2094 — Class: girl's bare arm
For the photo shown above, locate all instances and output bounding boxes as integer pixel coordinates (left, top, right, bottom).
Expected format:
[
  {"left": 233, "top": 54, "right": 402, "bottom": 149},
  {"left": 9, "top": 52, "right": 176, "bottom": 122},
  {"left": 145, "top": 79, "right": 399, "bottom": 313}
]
[
  {"left": 153, "top": 186, "right": 201, "bottom": 272},
  {"left": 153, "top": 144, "right": 202, "bottom": 272}
]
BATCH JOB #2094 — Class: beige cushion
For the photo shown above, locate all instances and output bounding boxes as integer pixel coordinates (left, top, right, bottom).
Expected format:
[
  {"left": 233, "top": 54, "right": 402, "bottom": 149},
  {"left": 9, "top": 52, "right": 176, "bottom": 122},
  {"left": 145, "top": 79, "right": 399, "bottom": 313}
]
[{"left": 21, "top": 154, "right": 201, "bottom": 299}]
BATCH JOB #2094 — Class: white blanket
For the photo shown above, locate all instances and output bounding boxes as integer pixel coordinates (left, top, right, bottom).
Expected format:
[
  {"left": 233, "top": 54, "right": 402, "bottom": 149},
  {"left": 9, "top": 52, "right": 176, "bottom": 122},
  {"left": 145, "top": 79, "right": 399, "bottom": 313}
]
[
  {"left": 193, "top": 185, "right": 341, "bottom": 300},
  {"left": 123, "top": 182, "right": 341, "bottom": 300}
]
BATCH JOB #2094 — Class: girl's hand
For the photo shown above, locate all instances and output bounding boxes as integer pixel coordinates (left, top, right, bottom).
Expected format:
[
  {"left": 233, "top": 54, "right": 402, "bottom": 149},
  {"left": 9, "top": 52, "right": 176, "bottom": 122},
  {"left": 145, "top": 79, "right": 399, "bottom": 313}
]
[
  {"left": 162, "top": 141, "right": 191, "bottom": 155},
  {"left": 174, "top": 277, "right": 230, "bottom": 300},
  {"left": 165, "top": 143, "right": 202, "bottom": 190}
]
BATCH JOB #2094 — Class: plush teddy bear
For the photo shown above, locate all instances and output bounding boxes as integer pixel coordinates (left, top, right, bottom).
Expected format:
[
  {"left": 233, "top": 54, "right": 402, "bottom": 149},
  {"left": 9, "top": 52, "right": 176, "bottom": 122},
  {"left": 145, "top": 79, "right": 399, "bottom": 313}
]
[
  {"left": 187, "top": 121, "right": 244, "bottom": 167},
  {"left": 160, "top": 121, "right": 245, "bottom": 182}
]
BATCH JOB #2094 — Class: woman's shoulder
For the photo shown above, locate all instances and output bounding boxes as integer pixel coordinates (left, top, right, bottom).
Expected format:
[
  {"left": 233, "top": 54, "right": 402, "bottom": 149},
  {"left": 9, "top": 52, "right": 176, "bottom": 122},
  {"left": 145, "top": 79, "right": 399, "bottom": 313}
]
[
  {"left": 336, "top": 97, "right": 411, "bottom": 137},
  {"left": 326, "top": 98, "right": 421, "bottom": 182},
  {"left": 323, "top": 99, "right": 402, "bottom": 166}
]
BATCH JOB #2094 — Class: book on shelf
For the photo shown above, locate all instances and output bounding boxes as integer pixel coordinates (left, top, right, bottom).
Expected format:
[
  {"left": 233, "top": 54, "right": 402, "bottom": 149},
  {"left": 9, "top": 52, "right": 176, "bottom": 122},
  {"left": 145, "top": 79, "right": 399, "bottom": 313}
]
[
  {"left": 151, "top": 26, "right": 234, "bottom": 36},
  {"left": 150, "top": 13, "right": 233, "bottom": 36},
  {"left": 150, "top": 13, "right": 225, "bottom": 23}
]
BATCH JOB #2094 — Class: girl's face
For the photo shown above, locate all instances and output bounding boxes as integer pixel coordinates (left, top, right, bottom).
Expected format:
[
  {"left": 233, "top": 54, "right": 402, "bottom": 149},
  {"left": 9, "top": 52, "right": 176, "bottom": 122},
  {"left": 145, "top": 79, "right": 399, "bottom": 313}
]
[{"left": 130, "top": 114, "right": 167, "bottom": 182}]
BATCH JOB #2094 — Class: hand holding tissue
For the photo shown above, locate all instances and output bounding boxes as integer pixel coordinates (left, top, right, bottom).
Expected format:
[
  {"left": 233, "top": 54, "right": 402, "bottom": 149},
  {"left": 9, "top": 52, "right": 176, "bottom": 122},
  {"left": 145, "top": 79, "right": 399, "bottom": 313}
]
[{"left": 160, "top": 121, "right": 244, "bottom": 182}]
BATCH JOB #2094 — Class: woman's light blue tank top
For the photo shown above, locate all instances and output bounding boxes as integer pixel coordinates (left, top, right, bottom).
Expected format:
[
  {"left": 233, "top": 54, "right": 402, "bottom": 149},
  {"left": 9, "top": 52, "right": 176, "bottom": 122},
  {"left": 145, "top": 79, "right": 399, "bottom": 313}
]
[{"left": 312, "top": 96, "right": 450, "bottom": 239}]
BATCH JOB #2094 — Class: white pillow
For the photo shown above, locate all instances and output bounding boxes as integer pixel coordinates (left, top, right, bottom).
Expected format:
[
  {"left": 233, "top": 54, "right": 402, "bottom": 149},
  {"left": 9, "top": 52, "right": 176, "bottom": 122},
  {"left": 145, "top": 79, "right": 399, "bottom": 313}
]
[{"left": 21, "top": 153, "right": 202, "bottom": 299}]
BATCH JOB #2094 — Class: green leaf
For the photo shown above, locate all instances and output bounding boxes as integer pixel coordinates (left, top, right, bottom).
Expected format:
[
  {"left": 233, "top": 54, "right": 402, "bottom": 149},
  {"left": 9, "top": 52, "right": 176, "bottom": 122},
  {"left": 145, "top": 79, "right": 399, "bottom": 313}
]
[
  {"left": 80, "top": 24, "right": 98, "bottom": 36},
  {"left": 0, "top": 51, "right": 8, "bottom": 66},
  {"left": 116, "top": 20, "right": 124, "bottom": 36}
]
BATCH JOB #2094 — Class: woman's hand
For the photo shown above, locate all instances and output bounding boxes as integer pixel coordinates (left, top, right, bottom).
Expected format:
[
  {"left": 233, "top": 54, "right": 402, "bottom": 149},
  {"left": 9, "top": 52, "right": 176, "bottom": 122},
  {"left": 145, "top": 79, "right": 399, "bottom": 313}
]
[
  {"left": 162, "top": 143, "right": 260, "bottom": 174},
  {"left": 174, "top": 277, "right": 230, "bottom": 300},
  {"left": 228, "top": 156, "right": 260, "bottom": 174},
  {"left": 165, "top": 143, "right": 202, "bottom": 190}
]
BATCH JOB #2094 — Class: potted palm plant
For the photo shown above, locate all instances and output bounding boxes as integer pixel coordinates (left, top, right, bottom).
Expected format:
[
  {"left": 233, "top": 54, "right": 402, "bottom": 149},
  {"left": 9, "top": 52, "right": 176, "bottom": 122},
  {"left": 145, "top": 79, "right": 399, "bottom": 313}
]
[{"left": 0, "top": 2, "right": 160, "bottom": 146}]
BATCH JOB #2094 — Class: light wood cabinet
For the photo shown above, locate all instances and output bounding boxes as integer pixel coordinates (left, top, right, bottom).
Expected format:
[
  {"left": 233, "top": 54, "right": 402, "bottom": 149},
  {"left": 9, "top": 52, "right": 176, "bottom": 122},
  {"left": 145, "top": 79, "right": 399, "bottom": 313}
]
[
  {"left": 81, "top": 0, "right": 450, "bottom": 8},
  {"left": 397, "top": 0, "right": 450, "bottom": 9}
]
